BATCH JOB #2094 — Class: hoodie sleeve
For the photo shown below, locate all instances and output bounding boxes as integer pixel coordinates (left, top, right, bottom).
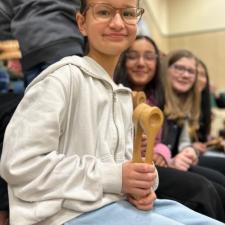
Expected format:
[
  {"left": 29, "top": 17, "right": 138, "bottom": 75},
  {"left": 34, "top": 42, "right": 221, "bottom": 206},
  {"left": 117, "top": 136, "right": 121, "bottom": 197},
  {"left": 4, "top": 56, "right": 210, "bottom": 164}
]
[{"left": 0, "top": 65, "right": 122, "bottom": 207}]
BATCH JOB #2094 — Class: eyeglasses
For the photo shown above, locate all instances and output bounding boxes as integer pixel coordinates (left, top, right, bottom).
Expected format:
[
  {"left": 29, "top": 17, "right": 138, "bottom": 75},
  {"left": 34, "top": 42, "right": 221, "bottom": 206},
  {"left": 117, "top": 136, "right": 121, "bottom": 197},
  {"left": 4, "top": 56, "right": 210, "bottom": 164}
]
[
  {"left": 126, "top": 51, "right": 158, "bottom": 61},
  {"left": 83, "top": 3, "right": 145, "bottom": 25},
  {"left": 171, "top": 64, "right": 196, "bottom": 77}
]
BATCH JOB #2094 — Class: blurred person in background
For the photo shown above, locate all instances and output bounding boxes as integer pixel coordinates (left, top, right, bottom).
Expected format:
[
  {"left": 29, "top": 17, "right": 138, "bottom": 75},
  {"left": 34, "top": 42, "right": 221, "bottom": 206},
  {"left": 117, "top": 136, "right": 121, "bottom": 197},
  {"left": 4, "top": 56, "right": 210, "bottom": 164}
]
[
  {"left": 0, "top": 61, "right": 9, "bottom": 93},
  {"left": 0, "top": 0, "right": 84, "bottom": 87},
  {"left": 161, "top": 49, "right": 225, "bottom": 216},
  {"left": 190, "top": 59, "right": 225, "bottom": 175}
]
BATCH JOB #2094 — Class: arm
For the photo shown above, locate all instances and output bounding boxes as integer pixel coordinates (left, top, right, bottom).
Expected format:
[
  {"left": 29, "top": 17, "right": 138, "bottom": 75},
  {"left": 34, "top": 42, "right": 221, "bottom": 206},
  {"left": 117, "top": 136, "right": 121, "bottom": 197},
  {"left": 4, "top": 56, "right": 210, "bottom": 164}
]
[
  {"left": 170, "top": 121, "right": 198, "bottom": 171},
  {"left": 179, "top": 121, "right": 199, "bottom": 161},
  {"left": 0, "top": 0, "right": 14, "bottom": 40},
  {"left": 1, "top": 68, "right": 122, "bottom": 208}
]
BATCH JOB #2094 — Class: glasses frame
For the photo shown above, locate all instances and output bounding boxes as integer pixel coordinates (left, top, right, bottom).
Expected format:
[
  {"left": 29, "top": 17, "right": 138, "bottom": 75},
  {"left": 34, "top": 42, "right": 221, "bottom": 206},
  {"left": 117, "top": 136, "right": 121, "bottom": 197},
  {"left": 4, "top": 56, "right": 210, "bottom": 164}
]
[
  {"left": 82, "top": 3, "right": 145, "bottom": 25},
  {"left": 126, "top": 51, "right": 158, "bottom": 61},
  {"left": 171, "top": 64, "right": 196, "bottom": 77}
]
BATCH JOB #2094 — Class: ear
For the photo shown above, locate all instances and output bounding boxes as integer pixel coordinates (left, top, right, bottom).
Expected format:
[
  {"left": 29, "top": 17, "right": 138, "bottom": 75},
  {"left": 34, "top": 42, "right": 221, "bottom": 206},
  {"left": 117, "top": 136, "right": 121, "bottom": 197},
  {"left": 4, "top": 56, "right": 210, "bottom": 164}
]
[{"left": 76, "top": 12, "right": 87, "bottom": 36}]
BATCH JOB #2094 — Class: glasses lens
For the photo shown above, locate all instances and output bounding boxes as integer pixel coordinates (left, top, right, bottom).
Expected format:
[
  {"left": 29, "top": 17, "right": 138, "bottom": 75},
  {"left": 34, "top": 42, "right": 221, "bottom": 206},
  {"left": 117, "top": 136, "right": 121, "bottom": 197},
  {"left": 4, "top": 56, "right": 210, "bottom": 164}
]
[
  {"left": 93, "top": 4, "right": 112, "bottom": 21},
  {"left": 144, "top": 52, "right": 158, "bottom": 60},
  {"left": 173, "top": 64, "right": 196, "bottom": 76},
  {"left": 91, "top": 4, "right": 144, "bottom": 25},
  {"left": 126, "top": 51, "right": 157, "bottom": 61},
  {"left": 126, "top": 51, "right": 139, "bottom": 60},
  {"left": 122, "top": 8, "right": 138, "bottom": 25}
]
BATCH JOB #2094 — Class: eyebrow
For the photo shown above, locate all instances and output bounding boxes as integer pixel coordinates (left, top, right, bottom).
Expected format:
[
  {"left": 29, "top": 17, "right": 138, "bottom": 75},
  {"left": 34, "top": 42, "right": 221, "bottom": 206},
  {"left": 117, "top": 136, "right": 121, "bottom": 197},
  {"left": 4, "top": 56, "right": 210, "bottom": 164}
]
[
  {"left": 129, "top": 50, "right": 156, "bottom": 53},
  {"left": 175, "top": 64, "right": 195, "bottom": 69},
  {"left": 102, "top": 3, "right": 137, "bottom": 8},
  {"left": 123, "top": 4, "right": 137, "bottom": 8}
]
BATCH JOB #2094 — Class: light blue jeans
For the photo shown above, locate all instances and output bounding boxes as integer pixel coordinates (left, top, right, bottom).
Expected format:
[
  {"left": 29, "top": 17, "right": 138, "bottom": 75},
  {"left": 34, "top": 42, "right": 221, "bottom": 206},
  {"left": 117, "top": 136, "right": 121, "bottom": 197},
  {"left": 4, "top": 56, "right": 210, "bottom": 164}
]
[{"left": 63, "top": 199, "right": 223, "bottom": 225}]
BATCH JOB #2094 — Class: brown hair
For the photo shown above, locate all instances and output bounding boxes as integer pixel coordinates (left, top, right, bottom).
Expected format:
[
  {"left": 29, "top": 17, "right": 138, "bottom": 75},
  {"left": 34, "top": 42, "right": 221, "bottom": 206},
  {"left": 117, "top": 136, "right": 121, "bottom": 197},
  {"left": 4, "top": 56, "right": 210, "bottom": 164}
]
[
  {"left": 161, "top": 49, "right": 200, "bottom": 128},
  {"left": 80, "top": 0, "right": 140, "bottom": 13}
]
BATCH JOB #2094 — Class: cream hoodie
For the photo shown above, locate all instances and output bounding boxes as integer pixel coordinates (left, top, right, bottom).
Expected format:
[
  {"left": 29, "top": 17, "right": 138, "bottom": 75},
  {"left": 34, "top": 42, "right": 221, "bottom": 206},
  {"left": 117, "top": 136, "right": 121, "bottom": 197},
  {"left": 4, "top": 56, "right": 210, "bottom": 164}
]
[{"left": 1, "top": 56, "right": 158, "bottom": 225}]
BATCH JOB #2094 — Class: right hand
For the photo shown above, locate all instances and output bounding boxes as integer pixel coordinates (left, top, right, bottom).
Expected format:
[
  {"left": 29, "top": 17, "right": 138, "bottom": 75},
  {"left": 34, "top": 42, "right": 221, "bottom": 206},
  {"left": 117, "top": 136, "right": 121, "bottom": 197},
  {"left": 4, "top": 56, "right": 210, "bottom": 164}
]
[
  {"left": 122, "top": 161, "right": 156, "bottom": 198},
  {"left": 192, "top": 142, "right": 207, "bottom": 154},
  {"left": 127, "top": 190, "right": 156, "bottom": 211},
  {"left": 169, "top": 148, "right": 196, "bottom": 171}
]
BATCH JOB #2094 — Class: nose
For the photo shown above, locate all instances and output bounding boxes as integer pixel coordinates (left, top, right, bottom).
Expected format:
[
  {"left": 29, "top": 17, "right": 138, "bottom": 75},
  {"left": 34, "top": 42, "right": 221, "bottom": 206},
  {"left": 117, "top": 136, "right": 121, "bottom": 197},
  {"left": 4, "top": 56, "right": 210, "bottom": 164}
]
[
  {"left": 109, "top": 12, "right": 125, "bottom": 29},
  {"left": 182, "top": 70, "right": 191, "bottom": 78},
  {"left": 137, "top": 56, "right": 145, "bottom": 65}
]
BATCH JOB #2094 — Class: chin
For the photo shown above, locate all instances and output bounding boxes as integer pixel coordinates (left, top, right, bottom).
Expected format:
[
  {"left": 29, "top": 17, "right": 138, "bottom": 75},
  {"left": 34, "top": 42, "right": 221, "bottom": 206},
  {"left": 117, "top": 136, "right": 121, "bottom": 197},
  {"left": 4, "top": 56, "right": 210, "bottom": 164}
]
[
  {"left": 107, "top": 47, "right": 128, "bottom": 56},
  {"left": 177, "top": 88, "right": 190, "bottom": 93},
  {"left": 110, "top": 40, "right": 131, "bottom": 49}
]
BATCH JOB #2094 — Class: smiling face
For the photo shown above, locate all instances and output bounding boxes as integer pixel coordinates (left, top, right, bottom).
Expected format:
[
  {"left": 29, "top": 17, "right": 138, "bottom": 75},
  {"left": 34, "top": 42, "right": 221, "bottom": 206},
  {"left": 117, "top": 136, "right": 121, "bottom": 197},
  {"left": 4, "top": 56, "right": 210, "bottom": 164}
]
[
  {"left": 169, "top": 57, "right": 197, "bottom": 94},
  {"left": 77, "top": 0, "right": 138, "bottom": 61},
  {"left": 125, "top": 38, "right": 158, "bottom": 91}
]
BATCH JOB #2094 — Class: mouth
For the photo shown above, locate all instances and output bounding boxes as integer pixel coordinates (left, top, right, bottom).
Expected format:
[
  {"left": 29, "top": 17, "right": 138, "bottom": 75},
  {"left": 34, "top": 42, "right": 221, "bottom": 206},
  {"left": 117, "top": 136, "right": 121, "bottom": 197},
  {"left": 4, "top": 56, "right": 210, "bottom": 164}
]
[
  {"left": 176, "top": 81, "right": 191, "bottom": 89},
  {"left": 177, "top": 79, "right": 190, "bottom": 85},
  {"left": 104, "top": 33, "right": 127, "bottom": 40},
  {"left": 132, "top": 70, "right": 148, "bottom": 75}
]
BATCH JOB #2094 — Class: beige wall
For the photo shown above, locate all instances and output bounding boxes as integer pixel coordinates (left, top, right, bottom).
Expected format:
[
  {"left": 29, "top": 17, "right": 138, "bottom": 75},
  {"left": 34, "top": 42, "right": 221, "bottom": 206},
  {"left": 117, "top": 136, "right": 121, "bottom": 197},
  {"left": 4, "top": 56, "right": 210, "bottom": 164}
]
[
  {"left": 168, "top": 0, "right": 225, "bottom": 35},
  {"left": 141, "top": 1, "right": 169, "bottom": 52},
  {"left": 142, "top": 0, "right": 225, "bottom": 91},
  {"left": 141, "top": 0, "right": 169, "bottom": 35}
]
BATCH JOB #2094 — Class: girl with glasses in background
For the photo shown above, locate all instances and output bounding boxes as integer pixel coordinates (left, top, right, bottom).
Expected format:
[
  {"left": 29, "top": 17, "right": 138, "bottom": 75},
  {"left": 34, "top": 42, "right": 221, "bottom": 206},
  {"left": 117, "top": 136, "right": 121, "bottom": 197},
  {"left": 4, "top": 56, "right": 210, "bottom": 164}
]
[{"left": 161, "top": 49, "right": 225, "bottom": 217}]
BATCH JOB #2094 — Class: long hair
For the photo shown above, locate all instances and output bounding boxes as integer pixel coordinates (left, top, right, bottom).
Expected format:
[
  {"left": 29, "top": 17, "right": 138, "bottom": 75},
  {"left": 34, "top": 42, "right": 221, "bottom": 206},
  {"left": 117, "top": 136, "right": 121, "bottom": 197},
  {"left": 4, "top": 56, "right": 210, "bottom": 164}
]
[
  {"left": 161, "top": 49, "right": 200, "bottom": 128},
  {"left": 114, "top": 35, "right": 165, "bottom": 109},
  {"left": 80, "top": 0, "right": 141, "bottom": 12},
  {"left": 197, "top": 59, "right": 211, "bottom": 141},
  {"left": 80, "top": 0, "right": 87, "bottom": 14}
]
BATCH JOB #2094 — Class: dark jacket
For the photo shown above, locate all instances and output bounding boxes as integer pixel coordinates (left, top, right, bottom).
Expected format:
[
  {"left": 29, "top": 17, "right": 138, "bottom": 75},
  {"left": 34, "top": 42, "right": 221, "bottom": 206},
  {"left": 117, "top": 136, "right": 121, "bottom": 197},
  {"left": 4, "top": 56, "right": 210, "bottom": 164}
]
[
  {"left": 216, "top": 94, "right": 225, "bottom": 108},
  {"left": 161, "top": 119, "right": 183, "bottom": 157},
  {"left": 0, "top": 93, "right": 23, "bottom": 211},
  {"left": 0, "top": 0, "right": 84, "bottom": 70}
]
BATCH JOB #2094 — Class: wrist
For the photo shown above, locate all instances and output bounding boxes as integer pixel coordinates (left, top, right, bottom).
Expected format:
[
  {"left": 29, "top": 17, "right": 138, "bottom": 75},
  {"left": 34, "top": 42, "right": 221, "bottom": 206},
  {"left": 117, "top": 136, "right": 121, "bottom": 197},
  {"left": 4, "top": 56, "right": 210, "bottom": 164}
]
[{"left": 191, "top": 145, "right": 200, "bottom": 157}]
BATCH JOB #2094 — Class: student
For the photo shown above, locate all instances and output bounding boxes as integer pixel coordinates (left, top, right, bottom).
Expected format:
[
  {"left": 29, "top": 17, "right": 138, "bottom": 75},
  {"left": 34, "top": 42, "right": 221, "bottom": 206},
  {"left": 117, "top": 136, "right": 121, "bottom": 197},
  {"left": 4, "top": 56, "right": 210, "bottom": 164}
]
[
  {"left": 192, "top": 59, "right": 212, "bottom": 144},
  {"left": 161, "top": 49, "right": 225, "bottom": 215},
  {"left": 1, "top": 1, "right": 224, "bottom": 225},
  {"left": 0, "top": 0, "right": 84, "bottom": 87},
  {"left": 114, "top": 35, "right": 225, "bottom": 222},
  {"left": 191, "top": 59, "right": 225, "bottom": 175}
]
